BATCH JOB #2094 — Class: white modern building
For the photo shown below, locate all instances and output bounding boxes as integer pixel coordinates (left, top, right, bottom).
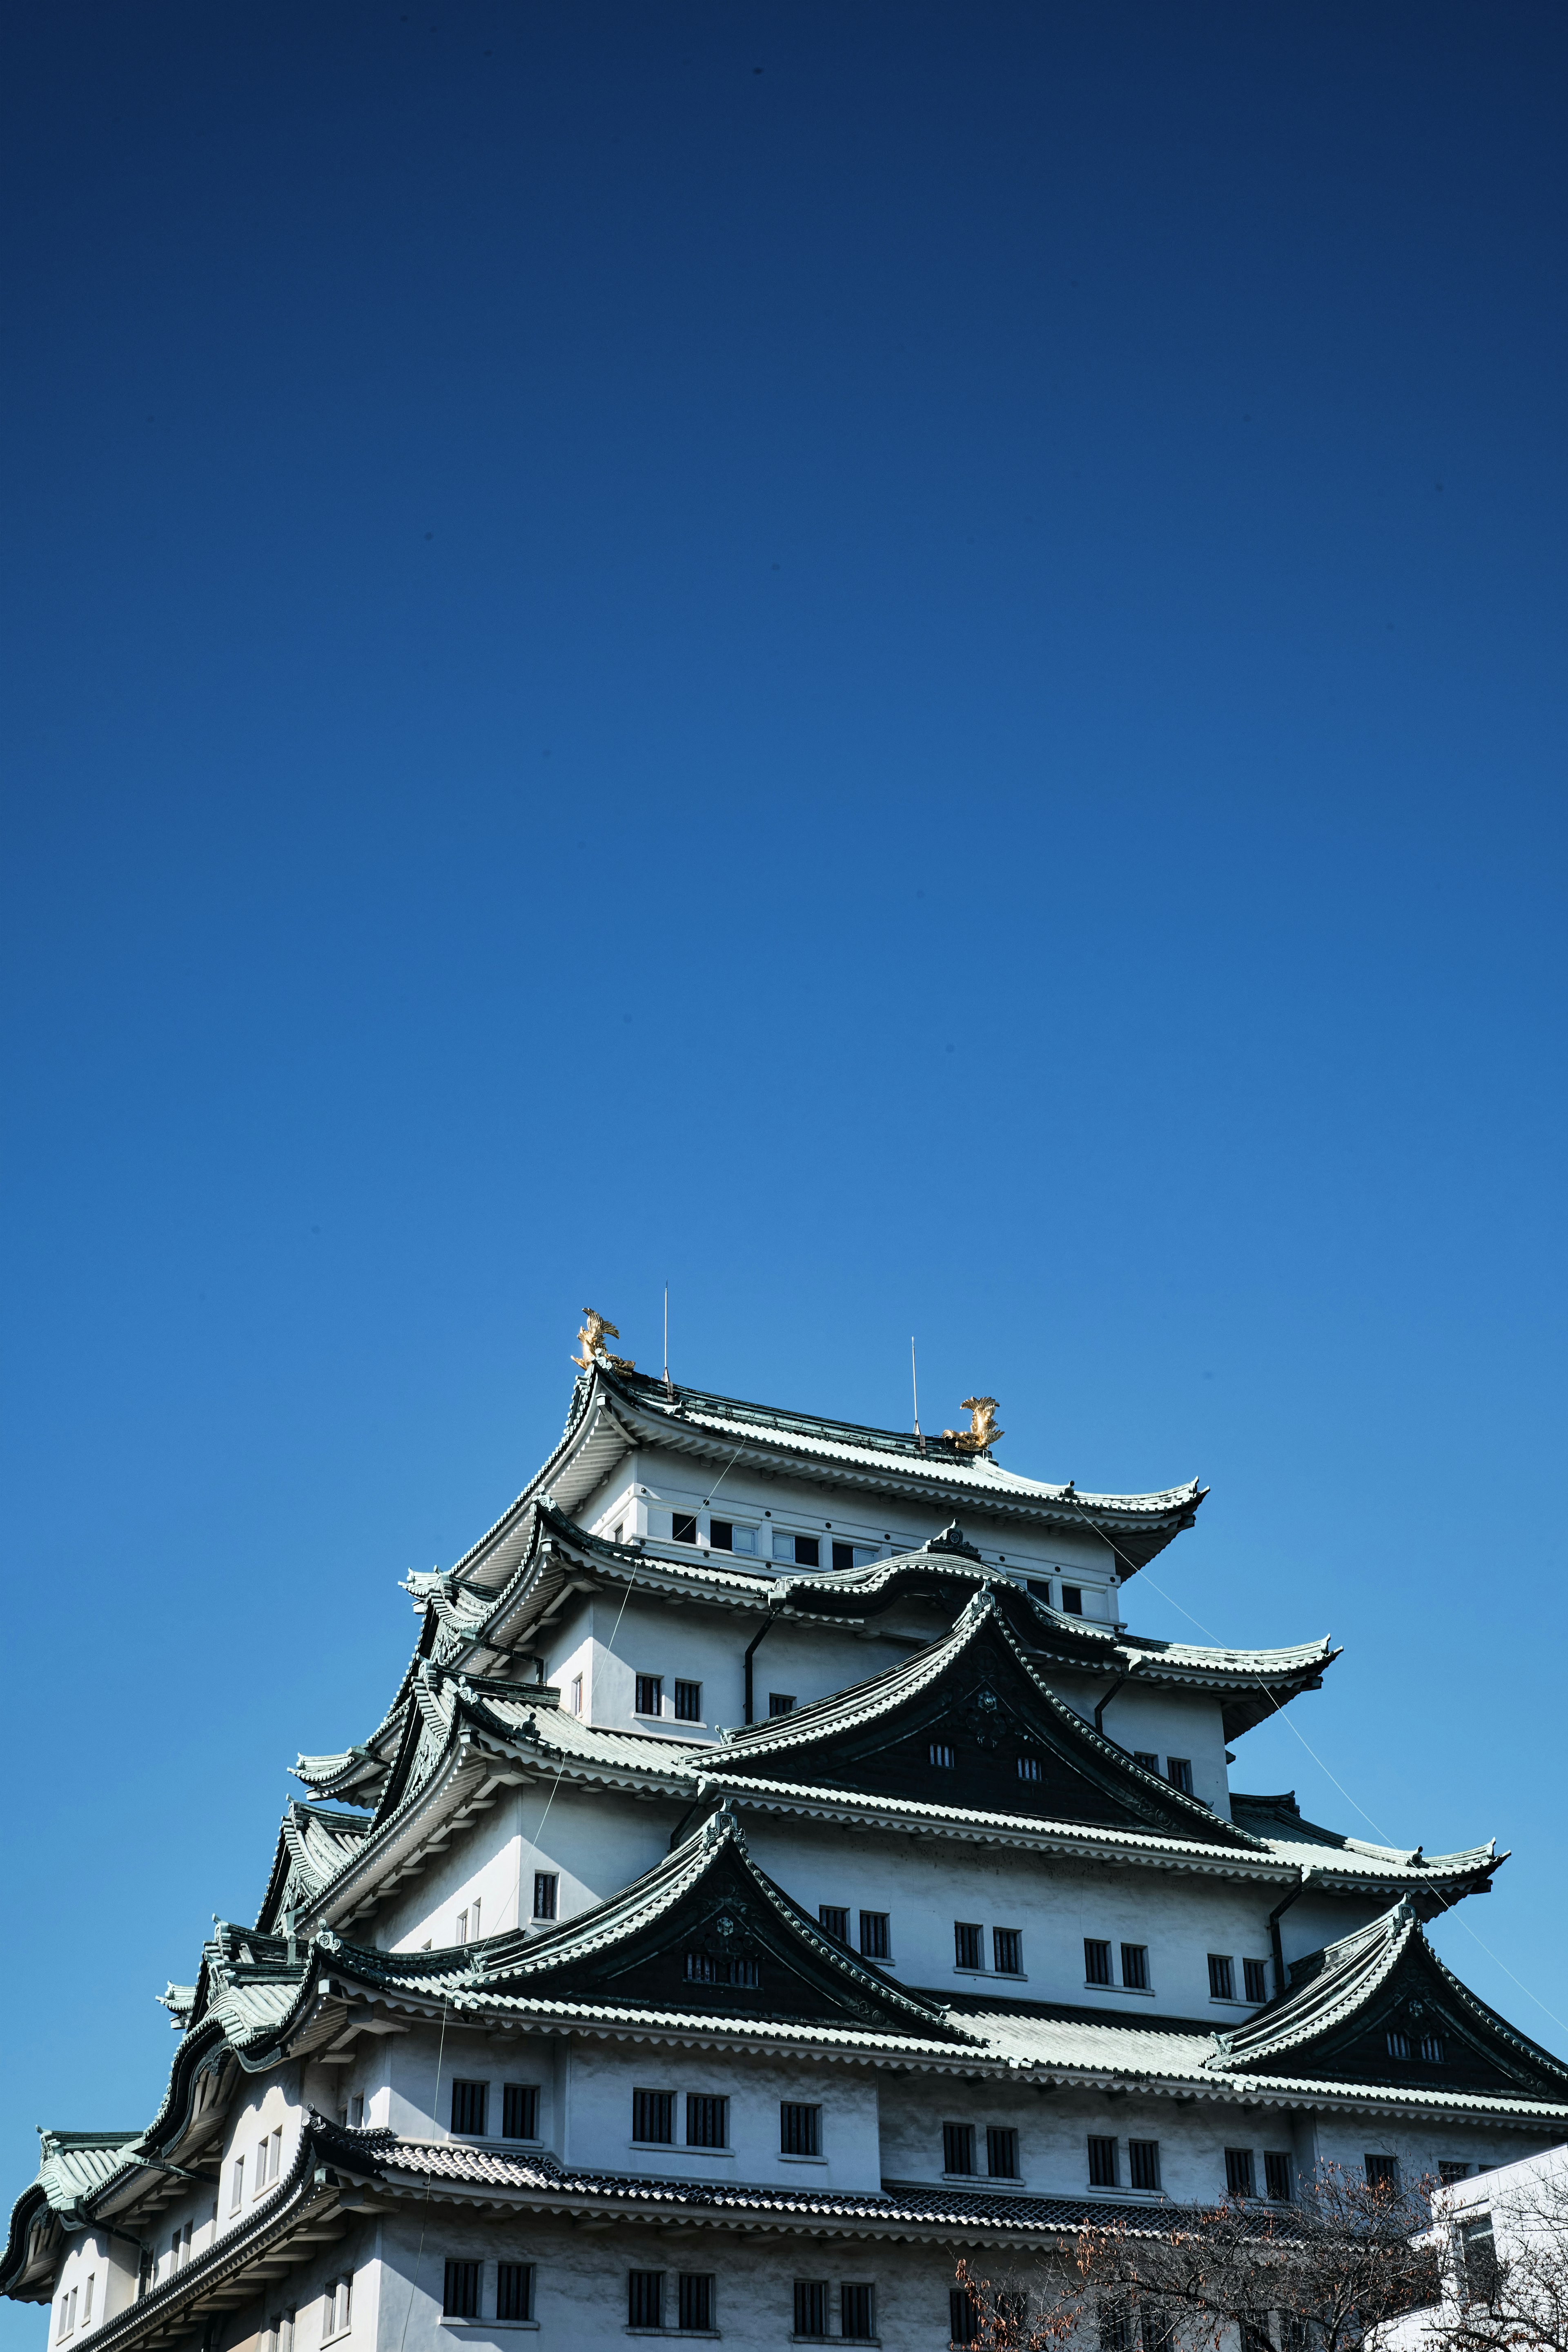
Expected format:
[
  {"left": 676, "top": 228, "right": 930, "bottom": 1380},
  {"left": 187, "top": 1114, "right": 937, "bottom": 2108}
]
[{"left": 7, "top": 1327, "right": 1566, "bottom": 2352}]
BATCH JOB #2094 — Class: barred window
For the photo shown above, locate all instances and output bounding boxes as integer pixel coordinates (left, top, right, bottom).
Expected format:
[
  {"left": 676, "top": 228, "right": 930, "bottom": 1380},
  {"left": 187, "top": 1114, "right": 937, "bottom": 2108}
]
[
  {"left": 1265, "top": 2152, "right": 1294, "bottom": 2202},
  {"left": 1018, "top": 1755, "right": 1042, "bottom": 1781},
  {"left": 1167, "top": 1757, "right": 1193, "bottom": 1794},
  {"left": 1420, "top": 2034, "right": 1445, "bottom": 2063},
  {"left": 1122, "top": 1943, "right": 1149, "bottom": 1990},
  {"left": 1243, "top": 1958, "right": 1268, "bottom": 2002},
  {"left": 1129, "top": 2139, "right": 1161, "bottom": 2191},
  {"left": 627, "top": 2272, "right": 663, "bottom": 2329},
  {"left": 1088, "top": 2135, "right": 1118, "bottom": 2188},
  {"left": 781, "top": 2102, "right": 822, "bottom": 2156},
  {"left": 818, "top": 1905, "right": 849, "bottom": 1942},
  {"left": 942, "top": 2121, "right": 976, "bottom": 2176},
  {"left": 686, "top": 2093, "right": 728, "bottom": 2149},
  {"left": 674, "top": 1679, "right": 702, "bottom": 1722},
  {"left": 794, "top": 2280, "right": 829, "bottom": 2338},
  {"left": 1134, "top": 1751, "right": 1160, "bottom": 1772},
  {"left": 635, "top": 1674, "right": 662, "bottom": 1716},
  {"left": 496, "top": 2265, "right": 532, "bottom": 2323},
  {"left": 1225, "top": 2147, "right": 1256, "bottom": 2196},
  {"left": 683, "top": 1948, "right": 759, "bottom": 1987},
  {"left": 987, "top": 2126, "right": 1020, "bottom": 2178},
  {"left": 532, "top": 1873, "right": 557, "bottom": 1921},
  {"left": 930, "top": 1741, "right": 956, "bottom": 1768},
  {"left": 1365, "top": 2154, "right": 1400, "bottom": 2191},
  {"left": 677, "top": 2274, "right": 714, "bottom": 2330},
  {"left": 1208, "top": 1954, "right": 1235, "bottom": 2001},
  {"left": 449, "top": 2080, "right": 487, "bottom": 2136},
  {"left": 951, "top": 2287, "right": 980, "bottom": 2346},
  {"left": 1387, "top": 2029, "right": 1412, "bottom": 2060},
  {"left": 840, "top": 2283, "right": 875, "bottom": 2340},
  {"left": 768, "top": 1692, "right": 795, "bottom": 1716},
  {"left": 442, "top": 2263, "right": 479, "bottom": 2322},
  {"left": 1085, "top": 1938, "right": 1113, "bottom": 1986},
  {"left": 859, "top": 1911, "right": 890, "bottom": 1959},
  {"left": 1100, "top": 2301, "right": 1133, "bottom": 2352},
  {"left": 632, "top": 2088, "right": 674, "bottom": 2144},
  {"left": 501, "top": 2084, "right": 539, "bottom": 2141},
  {"left": 993, "top": 1927, "right": 1022, "bottom": 1976},
  {"left": 954, "top": 1921, "right": 984, "bottom": 1969}
]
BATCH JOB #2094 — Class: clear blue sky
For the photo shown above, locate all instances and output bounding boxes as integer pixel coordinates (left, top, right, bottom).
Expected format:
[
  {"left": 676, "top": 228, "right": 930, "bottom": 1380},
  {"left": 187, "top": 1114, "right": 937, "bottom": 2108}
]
[{"left": 3, "top": 0, "right": 1565, "bottom": 2296}]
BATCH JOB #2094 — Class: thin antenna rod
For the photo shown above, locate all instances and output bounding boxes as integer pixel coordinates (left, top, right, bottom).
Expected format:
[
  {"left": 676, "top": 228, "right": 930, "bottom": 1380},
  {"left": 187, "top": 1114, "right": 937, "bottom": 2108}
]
[
  {"left": 663, "top": 1283, "right": 670, "bottom": 1385},
  {"left": 911, "top": 1337, "right": 921, "bottom": 1437}
]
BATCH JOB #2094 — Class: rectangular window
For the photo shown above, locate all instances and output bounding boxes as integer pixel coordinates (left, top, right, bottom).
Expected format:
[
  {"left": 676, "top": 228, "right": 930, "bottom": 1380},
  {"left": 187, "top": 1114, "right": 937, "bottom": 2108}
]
[
  {"left": 708, "top": 1519, "right": 733, "bottom": 1550},
  {"left": 954, "top": 1921, "right": 984, "bottom": 1970},
  {"left": 683, "top": 1948, "right": 758, "bottom": 1988},
  {"left": 496, "top": 2265, "right": 532, "bottom": 2323},
  {"left": 1085, "top": 1938, "right": 1113, "bottom": 1987},
  {"left": 82, "top": 2279, "right": 93, "bottom": 2324},
  {"left": 568, "top": 1674, "right": 583, "bottom": 1716},
  {"left": 231, "top": 2155, "right": 244, "bottom": 2213},
  {"left": 1099, "top": 2303, "right": 1132, "bottom": 2352},
  {"left": 441, "top": 2262, "right": 480, "bottom": 2321},
  {"left": 686, "top": 2094, "right": 728, "bottom": 2149},
  {"left": 450, "top": 2080, "right": 488, "bottom": 2136},
  {"left": 349, "top": 2095, "right": 363, "bottom": 2129},
  {"left": 1087, "top": 2135, "right": 1118, "bottom": 2188},
  {"left": 677, "top": 2275, "right": 714, "bottom": 2331},
  {"left": 1439, "top": 2162, "right": 1470, "bottom": 2185},
  {"left": 1243, "top": 1958, "right": 1268, "bottom": 2003},
  {"left": 1386, "top": 2029, "right": 1411, "bottom": 2059},
  {"left": 1365, "top": 2154, "right": 1401, "bottom": 2190},
  {"left": 768, "top": 1692, "right": 795, "bottom": 1716},
  {"left": 1134, "top": 1750, "right": 1160, "bottom": 1772},
  {"left": 673, "top": 1679, "right": 702, "bottom": 1722},
  {"left": 993, "top": 1927, "right": 1022, "bottom": 1976},
  {"left": 1208, "top": 1954, "right": 1236, "bottom": 2000},
  {"left": 327, "top": 2277, "right": 352, "bottom": 2340},
  {"left": 1167, "top": 1757, "right": 1194, "bottom": 1794},
  {"left": 818, "top": 1905, "right": 849, "bottom": 1942},
  {"left": 455, "top": 1909, "right": 468, "bottom": 1945},
  {"left": 1420, "top": 2034, "right": 1445, "bottom": 2063},
  {"left": 1061, "top": 1586, "right": 1084, "bottom": 1614},
  {"left": 951, "top": 2287, "right": 980, "bottom": 2347},
  {"left": 1461, "top": 2216, "right": 1498, "bottom": 2304},
  {"left": 627, "top": 2272, "right": 663, "bottom": 2329},
  {"left": 987, "top": 2126, "right": 1020, "bottom": 2178},
  {"left": 859, "top": 1911, "right": 890, "bottom": 1959},
  {"left": 1265, "top": 2152, "right": 1294, "bottom": 2202},
  {"left": 840, "top": 2283, "right": 875, "bottom": 2339},
  {"left": 1017, "top": 1755, "right": 1042, "bottom": 1781},
  {"left": 635, "top": 1674, "right": 662, "bottom": 1716},
  {"left": 502, "top": 2084, "right": 539, "bottom": 2140},
  {"left": 929, "top": 1740, "right": 956, "bottom": 1768},
  {"left": 1129, "top": 2140, "right": 1161, "bottom": 2192},
  {"left": 633, "top": 2089, "right": 675, "bottom": 2143},
  {"left": 1225, "top": 2147, "right": 1256, "bottom": 2196},
  {"left": 532, "top": 1871, "right": 558, "bottom": 1921},
  {"left": 781, "top": 2102, "right": 822, "bottom": 2156},
  {"left": 793, "top": 1535, "right": 820, "bottom": 1567},
  {"left": 942, "top": 2122, "right": 976, "bottom": 2176},
  {"left": 793, "top": 2281, "right": 829, "bottom": 2339},
  {"left": 671, "top": 1513, "right": 697, "bottom": 1544},
  {"left": 1121, "top": 1943, "right": 1149, "bottom": 1990}
]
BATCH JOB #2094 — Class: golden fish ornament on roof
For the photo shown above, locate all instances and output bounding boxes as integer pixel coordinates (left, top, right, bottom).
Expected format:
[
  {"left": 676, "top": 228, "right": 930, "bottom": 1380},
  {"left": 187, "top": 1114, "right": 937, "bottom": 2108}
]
[
  {"left": 945, "top": 1395, "right": 1002, "bottom": 1453},
  {"left": 572, "top": 1307, "right": 636, "bottom": 1376}
]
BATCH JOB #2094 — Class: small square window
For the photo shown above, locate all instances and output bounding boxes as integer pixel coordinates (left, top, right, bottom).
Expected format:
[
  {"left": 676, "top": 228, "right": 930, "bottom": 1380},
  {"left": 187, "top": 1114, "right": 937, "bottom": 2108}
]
[
  {"left": 1208, "top": 1953, "right": 1236, "bottom": 2000},
  {"left": 450, "top": 2080, "right": 487, "bottom": 2137},
  {"left": 1061, "top": 1585, "right": 1083, "bottom": 1614},
  {"left": 1265, "top": 2152, "right": 1294, "bottom": 2202},
  {"left": 686, "top": 2093, "right": 728, "bottom": 2148},
  {"left": 1243, "top": 1957, "right": 1268, "bottom": 2003},
  {"left": 793, "top": 1535, "right": 820, "bottom": 1567},
  {"left": 1085, "top": 1938, "right": 1113, "bottom": 1987},
  {"left": 818, "top": 1904, "right": 849, "bottom": 1942},
  {"left": 502, "top": 2084, "right": 539, "bottom": 2140},
  {"left": 1167, "top": 1757, "right": 1194, "bottom": 1794},
  {"left": 1017, "top": 1755, "right": 1042, "bottom": 1781},
  {"left": 859, "top": 1910, "right": 890, "bottom": 1959},
  {"left": 1420, "top": 2033, "right": 1445, "bottom": 2063},
  {"left": 987, "top": 2125, "right": 1020, "bottom": 2178},
  {"left": 1386, "top": 2028, "right": 1411, "bottom": 2060},
  {"left": 635, "top": 1674, "right": 662, "bottom": 1716},
  {"left": 496, "top": 2264, "right": 533, "bottom": 2322},
  {"left": 533, "top": 1871, "right": 558, "bottom": 1920},
  {"left": 954, "top": 1920, "right": 984, "bottom": 1969},
  {"left": 930, "top": 1740, "right": 956, "bottom": 1768},
  {"left": 633, "top": 2088, "right": 674, "bottom": 2144},
  {"left": 1087, "top": 2134, "right": 1118, "bottom": 2187},
  {"left": 1439, "top": 2161, "right": 1470, "bottom": 2185},
  {"left": 1121, "top": 1943, "right": 1149, "bottom": 1990},
  {"left": 709, "top": 1519, "right": 733, "bottom": 1550},
  {"left": 1225, "top": 2147, "right": 1256, "bottom": 2196},
  {"left": 993, "top": 1927, "right": 1022, "bottom": 1975},
  {"left": 442, "top": 2262, "right": 479, "bottom": 2321},
  {"left": 780, "top": 2101, "right": 821, "bottom": 2155},
  {"left": 1366, "top": 2154, "right": 1401, "bottom": 2191},
  {"left": 1129, "top": 2139, "right": 1161, "bottom": 2191},
  {"left": 673, "top": 1678, "right": 702, "bottom": 1722},
  {"left": 943, "top": 2122, "right": 976, "bottom": 2176},
  {"left": 671, "top": 1513, "right": 697, "bottom": 1544},
  {"left": 1134, "top": 1750, "right": 1160, "bottom": 1772},
  {"left": 768, "top": 1691, "right": 795, "bottom": 1716}
]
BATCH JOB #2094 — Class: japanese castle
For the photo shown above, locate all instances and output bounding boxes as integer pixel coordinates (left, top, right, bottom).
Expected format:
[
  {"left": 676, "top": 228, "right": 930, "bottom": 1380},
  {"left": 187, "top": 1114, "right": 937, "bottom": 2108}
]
[{"left": 9, "top": 1319, "right": 1567, "bottom": 2351}]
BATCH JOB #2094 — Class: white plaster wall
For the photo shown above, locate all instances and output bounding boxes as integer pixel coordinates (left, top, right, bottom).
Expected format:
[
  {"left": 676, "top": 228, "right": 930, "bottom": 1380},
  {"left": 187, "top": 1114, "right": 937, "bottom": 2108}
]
[
  {"left": 1093, "top": 1688, "right": 1232, "bottom": 1817},
  {"left": 43, "top": 2227, "right": 136, "bottom": 2340},
  {"left": 557, "top": 2040, "right": 881, "bottom": 2190},
  {"left": 217, "top": 2072, "right": 307, "bottom": 2243}
]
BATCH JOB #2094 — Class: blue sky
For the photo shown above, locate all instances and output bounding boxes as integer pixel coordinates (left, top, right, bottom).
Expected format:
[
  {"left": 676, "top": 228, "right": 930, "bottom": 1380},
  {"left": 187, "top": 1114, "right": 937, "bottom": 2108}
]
[{"left": 2, "top": 0, "right": 1565, "bottom": 2298}]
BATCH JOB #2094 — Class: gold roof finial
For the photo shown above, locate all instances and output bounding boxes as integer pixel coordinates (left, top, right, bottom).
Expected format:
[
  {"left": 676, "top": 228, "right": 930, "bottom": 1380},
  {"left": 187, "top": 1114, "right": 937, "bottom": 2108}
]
[
  {"left": 572, "top": 1307, "right": 636, "bottom": 1376},
  {"left": 944, "top": 1395, "right": 1002, "bottom": 1454}
]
